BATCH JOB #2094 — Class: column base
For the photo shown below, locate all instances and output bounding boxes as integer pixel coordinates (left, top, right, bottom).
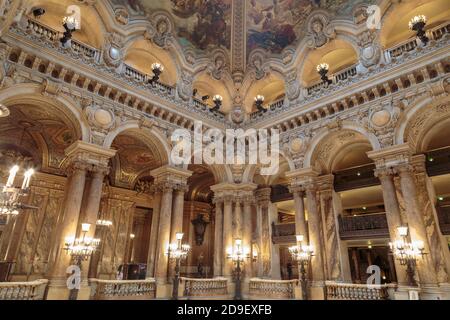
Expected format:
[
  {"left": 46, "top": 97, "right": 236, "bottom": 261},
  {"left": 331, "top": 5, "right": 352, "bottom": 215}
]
[
  {"left": 46, "top": 279, "right": 91, "bottom": 300},
  {"left": 156, "top": 282, "right": 172, "bottom": 299},
  {"left": 309, "top": 282, "right": 326, "bottom": 300}
]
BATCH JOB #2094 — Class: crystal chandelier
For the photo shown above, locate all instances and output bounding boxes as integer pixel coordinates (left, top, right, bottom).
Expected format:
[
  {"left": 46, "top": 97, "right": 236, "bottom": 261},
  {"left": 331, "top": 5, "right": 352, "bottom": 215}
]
[
  {"left": 408, "top": 15, "right": 429, "bottom": 45},
  {"left": 0, "top": 165, "right": 35, "bottom": 216},
  {"left": 289, "top": 235, "right": 314, "bottom": 300},
  {"left": 64, "top": 223, "right": 100, "bottom": 262},
  {"left": 389, "top": 226, "right": 425, "bottom": 286}
]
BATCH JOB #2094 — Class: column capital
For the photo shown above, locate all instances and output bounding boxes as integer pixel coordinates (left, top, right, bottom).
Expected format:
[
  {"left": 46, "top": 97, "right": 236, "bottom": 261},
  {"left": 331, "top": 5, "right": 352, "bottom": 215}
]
[
  {"left": 64, "top": 141, "right": 117, "bottom": 172},
  {"left": 288, "top": 185, "right": 305, "bottom": 196},
  {"left": 285, "top": 167, "right": 319, "bottom": 190},
  {"left": 315, "top": 174, "right": 334, "bottom": 192},
  {"left": 255, "top": 187, "right": 271, "bottom": 206},
  {"left": 150, "top": 165, "right": 192, "bottom": 193},
  {"left": 373, "top": 167, "right": 395, "bottom": 179},
  {"left": 367, "top": 143, "right": 413, "bottom": 170}
]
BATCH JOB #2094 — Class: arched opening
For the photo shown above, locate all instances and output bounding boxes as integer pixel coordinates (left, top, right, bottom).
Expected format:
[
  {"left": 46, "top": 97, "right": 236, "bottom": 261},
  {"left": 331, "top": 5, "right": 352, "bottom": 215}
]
[
  {"left": 192, "top": 73, "right": 232, "bottom": 113},
  {"left": 124, "top": 39, "right": 178, "bottom": 86},
  {"left": 380, "top": 0, "right": 450, "bottom": 49},
  {"left": 244, "top": 73, "right": 285, "bottom": 113},
  {"left": 26, "top": 0, "right": 105, "bottom": 48},
  {"left": 301, "top": 39, "right": 358, "bottom": 87}
]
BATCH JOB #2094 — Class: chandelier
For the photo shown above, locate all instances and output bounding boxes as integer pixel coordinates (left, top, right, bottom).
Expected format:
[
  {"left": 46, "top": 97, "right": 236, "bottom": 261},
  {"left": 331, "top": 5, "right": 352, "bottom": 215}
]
[
  {"left": 289, "top": 235, "right": 314, "bottom": 300},
  {"left": 166, "top": 233, "right": 190, "bottom": 300},
  {"left": 64, "top": 223, "right": 100, "bottom": 262},
  {"left": 389, "top": 226, "right": 425, "bottom": 286},
  {"left": 0, "top": 165, "right": 35, "bottom": 216},
  {"left": 408, "top": 15, "right": 428, "bottom": 45}
]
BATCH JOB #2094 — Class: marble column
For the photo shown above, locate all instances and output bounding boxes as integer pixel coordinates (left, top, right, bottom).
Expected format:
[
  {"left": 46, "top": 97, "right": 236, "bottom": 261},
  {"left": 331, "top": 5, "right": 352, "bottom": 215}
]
[
  {"left": 305, "top": 184, "right": 326, "bottom": 285},
  {"left": 233, "top": 200, "right": 243, "bottom": 240},
  {"left": 168, "top": 186, "right": 188, "bottom": 280},
  {"left": 85, "top": 166, "right": 109, "bottom": 279},
  {"left": 47, "top": 161, "right": 88, "bottom": 299},
  {"left": 374, "top": 168, "right": 409, "bottom": 285},
  {"left": 242, "top": 197, "right": 253, "bottom": 278},
  {"left": 213, "top": 199, "right": 224, "bottom": 277},
  {"left": 395, "top": 164, "right": 439, "bottom": 286},
  {"left": 154, "top": 183, "right": 174, "bottom": 285},
  {"left": 290, "top": 186, "right": 308, "bottom": 241},
  {"left": 222, "top": 196, "right": 233, "bottom": 278},
  {"left": 146, "top": 188, "right": 161, "bottom": 279},
  {"left": 255, "top": 188, "right": 272, "bottom": 278}
]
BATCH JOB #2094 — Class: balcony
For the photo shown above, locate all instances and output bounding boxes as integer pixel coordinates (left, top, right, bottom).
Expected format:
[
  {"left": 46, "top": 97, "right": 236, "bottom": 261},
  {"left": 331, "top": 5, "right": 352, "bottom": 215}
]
[
  {"left": 333, "top": 164, "right": 379, "bottom": 192},
  {"left": 425, "top": 147, "right": 450, "bottom": 177},
  {"left": 338, "top": 213, "right": 389, "bottom": 240},
  {"left": 272, "top": 222, "right": 296, "bottom": 244},
  {"left": 437, "top": 203, "right": 450, "bottom": 235}
]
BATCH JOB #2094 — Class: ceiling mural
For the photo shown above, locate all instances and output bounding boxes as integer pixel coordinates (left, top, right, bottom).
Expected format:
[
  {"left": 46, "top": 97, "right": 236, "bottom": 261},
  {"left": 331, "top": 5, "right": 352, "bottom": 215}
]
[
  {"left": 246, "top": 0, "right": 375, "bottom": 57},
  {"left": 114, "top": 0, "right": 232, "bottom": 51}
]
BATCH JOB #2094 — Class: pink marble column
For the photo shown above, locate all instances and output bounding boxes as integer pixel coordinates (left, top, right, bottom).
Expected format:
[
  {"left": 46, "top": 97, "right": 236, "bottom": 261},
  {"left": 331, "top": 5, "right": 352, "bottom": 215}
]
[
  {"left": 47, "top": 161, "right": 88, "bottom": 291},
  {"left": 222, "top": 196, "right": 233, "bottom": 278},
  {"left": 242, "top": 198, "right": 253, "bottom": 278},
  {"left": 213, "top": 199, "right": 223, "bottom": 277},
  {"left": 154, "top": 183, "right": 174, "bottom": 284},
  {"left": 290, "top": 186, "right": 308, "bottom": 241},
  {"left": 146, "top": 189, "right": 161, "bottom": 278},
  {"left": 374, "top": 168, "right": 409, "bottom": 285},
  {"left": 395, "top": 164, "right": 439, "bottom": 286},
  {"left": 305, "top": 184, "right": 326, "bottom": 284}
]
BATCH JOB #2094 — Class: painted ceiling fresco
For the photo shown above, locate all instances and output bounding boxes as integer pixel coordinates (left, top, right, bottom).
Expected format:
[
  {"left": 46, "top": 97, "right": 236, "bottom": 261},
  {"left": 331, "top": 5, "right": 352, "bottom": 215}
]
[
  {"left": 246, "top": 0, "right": 374, "bottom": 56},
  {"left": 112, "top": 0, "right": 374, "bottom": 55},
  {"left": 115, "top": 0, "right": 232, "bottom": 51}
]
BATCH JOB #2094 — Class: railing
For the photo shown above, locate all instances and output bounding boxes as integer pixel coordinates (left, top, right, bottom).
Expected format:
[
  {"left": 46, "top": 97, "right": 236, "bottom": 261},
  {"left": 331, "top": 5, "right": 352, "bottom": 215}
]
[
  {"left": 338, "top": 213, "right": 389, "bottom": 240},
  {"left": 25, "top": 18, "right": 100, "bottom": 62},
  {"left": 334, "top": 65, "right": 357, "bottom": 82},
  {"left": 124, "top": 64, "right": 148, "bottom": 83},
  {"left": 325, "top": 281, "right": 390, "bottom": 300},
  {"left": 0, "top": 279, "right": 48, "bottom": 300},
  {"left": 388, "top": 22, "right": 450, "bottom": 59},
  {"left": 268, "top": 97, "right": 285, "bottom": 111},
  {"left": 181, "top": 277, "right": 228, "bottom": 298},
  {"left": 248, "top": 278, "right": 298, "bottom": 299},
  {"left": 89, "top": 279, "right": 156, "bottom": 300},
  {"left": 388, "top": 38, "right": 418, "bottom": 58}
]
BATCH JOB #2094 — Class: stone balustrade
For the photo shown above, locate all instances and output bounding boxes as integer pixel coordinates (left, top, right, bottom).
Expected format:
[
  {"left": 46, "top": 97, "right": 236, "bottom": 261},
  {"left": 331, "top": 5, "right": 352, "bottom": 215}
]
[
  {"left": 89, "top": 279, "right": 156, "bottom": 300},
  {"left": 0, "top": 279, "right": 48, "bottom": 300},
  {"left": 181, "top": 277, "right": 228, "bottom": 299},
  {"left": 325, "top": 281, "right": 390, "bottom": 300},
  {"left": 246, "top": 22, "right": 449, "bottom": 129},
  {"left": 248, "top": 278, "right": 298, "bottom": 300}
]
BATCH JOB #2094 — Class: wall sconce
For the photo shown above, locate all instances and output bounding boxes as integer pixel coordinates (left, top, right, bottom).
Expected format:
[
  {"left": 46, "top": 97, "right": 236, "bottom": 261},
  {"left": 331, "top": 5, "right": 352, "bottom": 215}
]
[
  {"left": 389, "top": 226, "right": 425, "bottom": 286},
  {"left": 148, "top": 63, "right": 164, "bottom": 84},
  {"left": 211, "top": 95, "right": 223, "bottom": 112},
  {"left": 317, "top": 63, "right": 332, "bottom": 85},
  {"left": 96, "top": 219, "right": 112, "bottom": 227},
  {"left": 191, "top": 214, "right": 209, "bottom": 245},
  {"left": 61, "top": 15, "right": 79, "bottom": 46},
  {"left": 409, "top": 15, "right": 428, "bottom": 45},
  {"left": 254, "top": 95, "right": 266, "bottom": 113},
  {"left": 32, "top": 8, "right": 46, "bottom": 19}
]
